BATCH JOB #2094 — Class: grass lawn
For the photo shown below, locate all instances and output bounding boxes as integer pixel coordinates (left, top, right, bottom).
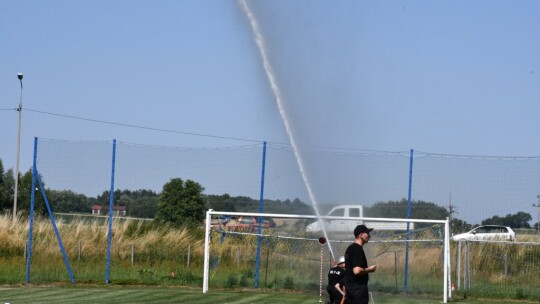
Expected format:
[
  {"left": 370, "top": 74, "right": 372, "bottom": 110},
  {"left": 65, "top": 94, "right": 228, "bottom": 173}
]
[{"left": 0, "top": 286, "right": 537, "bottom": 304}]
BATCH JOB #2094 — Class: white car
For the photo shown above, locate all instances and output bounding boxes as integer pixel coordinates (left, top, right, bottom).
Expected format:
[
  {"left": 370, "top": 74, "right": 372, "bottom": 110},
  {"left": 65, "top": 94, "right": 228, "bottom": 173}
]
[
  {"left": 305, "top": 205, "right": 365, "bottom": 233},
  {"left": 451, "top": 225, "right": 516, "bottom": 241}
]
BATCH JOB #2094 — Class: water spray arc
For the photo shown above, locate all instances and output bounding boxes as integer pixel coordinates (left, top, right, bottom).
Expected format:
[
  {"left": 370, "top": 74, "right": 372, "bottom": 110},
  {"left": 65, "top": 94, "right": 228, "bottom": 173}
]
[{"left": 239, "top": 0, "right": 335, "bottom": 259}]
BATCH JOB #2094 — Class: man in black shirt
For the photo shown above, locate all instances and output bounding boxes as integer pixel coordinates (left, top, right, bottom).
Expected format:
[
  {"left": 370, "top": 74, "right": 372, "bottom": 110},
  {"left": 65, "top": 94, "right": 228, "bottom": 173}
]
[
  {"left": 327, "top": 256, "right": 346, "bottom": 304},
  {"left": 344, "top": 225, "right": 377, "bottom": 304}
]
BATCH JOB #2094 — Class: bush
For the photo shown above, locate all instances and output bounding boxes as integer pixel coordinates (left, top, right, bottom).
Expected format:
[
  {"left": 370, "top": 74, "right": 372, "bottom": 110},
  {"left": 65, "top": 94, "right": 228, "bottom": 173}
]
[
  {"left": 283, "top": 276, "right": 294, "bottom": 289},
  {"left": 225, "top": 274, "right": 238, "bottom": 288}
]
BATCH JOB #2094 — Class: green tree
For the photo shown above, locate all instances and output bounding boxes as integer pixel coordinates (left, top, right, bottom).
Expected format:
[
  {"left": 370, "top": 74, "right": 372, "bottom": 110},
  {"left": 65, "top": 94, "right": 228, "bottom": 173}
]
[
  {"left": 206, "top": 194, "right": 311, "bottom": 215},
  {"left": 96, "top": 189, "right": 123, "bottom": 206},
  {"left": 481, "top": 211, "right": 532, "bottom": 228},
  {"left": 3, "top": 169, "right": 15, "bottom": 211},
  {"left": 128, "top": 196, "right": 159, "bottom": 218},
  {"left": 155, "top": 178, "right": 206, "bottom": 228},
  {"left": 450, "top": 218, "right": 473, "bottom": 234},
  {"left": 366, "top": 198, "right": 449, "bottom": 219},
  {"left": 0, "top": 160, "right": 12, "bottom": 212},
  {"left": 366, "top": 199, "right": 462, "bottom": 229},
  {"left": 93, "top": 189, "right": 159, "bottom": 218},
  {"left": 206, "top": 193, "right": 238, "bottom": 212},
  {"left": 17, "top": 168, "right": 46, "bottom": 216},
  {"left": 47, "top": 190, "right": 91, "bottom": 213},
  {"left": 0, "top": 161, "right": 16, "bottom": 213}
]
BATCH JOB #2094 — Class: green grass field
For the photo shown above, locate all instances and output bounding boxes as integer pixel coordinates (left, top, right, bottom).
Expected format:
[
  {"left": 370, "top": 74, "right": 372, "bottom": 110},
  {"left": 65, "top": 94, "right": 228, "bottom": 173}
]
[
  {"left": 0, "top": 286, "right": 537, "bottom": 304},
  {"left": 1, "top": 216, "right": 539, "bottom": 303}
]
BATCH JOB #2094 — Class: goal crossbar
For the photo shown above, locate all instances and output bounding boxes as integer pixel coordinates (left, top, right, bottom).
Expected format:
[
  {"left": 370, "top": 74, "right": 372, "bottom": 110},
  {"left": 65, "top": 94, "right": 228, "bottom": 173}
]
[{"left": 206, "top": 210, "right": 448, "bottom": 224}]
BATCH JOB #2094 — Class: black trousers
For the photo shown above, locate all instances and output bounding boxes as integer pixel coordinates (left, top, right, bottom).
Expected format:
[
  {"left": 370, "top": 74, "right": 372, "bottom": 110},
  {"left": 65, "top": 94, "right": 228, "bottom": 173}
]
[
  {"left": 345, "top": 282, "right": 368, "bottom": 304},
  {"left": 327, "top": 285, "right": 343, "bottom": 304}
]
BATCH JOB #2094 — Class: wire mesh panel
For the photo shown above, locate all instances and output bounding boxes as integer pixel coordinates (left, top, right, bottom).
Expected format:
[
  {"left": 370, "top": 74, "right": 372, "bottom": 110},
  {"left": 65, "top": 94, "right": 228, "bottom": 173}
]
[
  {"left": 114, "top": 142, "right": 266, "bottom": 199},
  {"left": 29, "top": 137, "right": 540, "bottom": 303},
  {"left": 36, "top": 139, "right": 540, "bottom": 233},
  {"left": 36, "top": 138, "right": 113, "bottom": 198},
  {"left": 265, "top": 144, "right": 412, "bottom": 213},
  {"left": 413, "top": 153, "right": 540, "bottom": 227},
  {"left": 207, "top": 227, "right": 329, "bottom": 290},
  {"left": 456, "top": 240, "right": 540, "bottom": 301}
]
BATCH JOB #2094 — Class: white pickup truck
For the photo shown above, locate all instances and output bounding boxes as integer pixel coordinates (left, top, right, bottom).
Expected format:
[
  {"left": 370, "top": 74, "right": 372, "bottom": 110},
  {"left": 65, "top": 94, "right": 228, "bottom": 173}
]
[{"left": 305, "top": 205, "right": 413, "bottom": 233}]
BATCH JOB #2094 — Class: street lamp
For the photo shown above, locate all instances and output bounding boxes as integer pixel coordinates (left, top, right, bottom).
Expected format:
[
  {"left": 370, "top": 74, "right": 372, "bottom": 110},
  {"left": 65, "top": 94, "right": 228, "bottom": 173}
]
[
  {"left": 13, "top": 73, "right": 23, "bottom": 221},
  {"left": 534, "top": 195, "right": 540, "bottom": 234}
]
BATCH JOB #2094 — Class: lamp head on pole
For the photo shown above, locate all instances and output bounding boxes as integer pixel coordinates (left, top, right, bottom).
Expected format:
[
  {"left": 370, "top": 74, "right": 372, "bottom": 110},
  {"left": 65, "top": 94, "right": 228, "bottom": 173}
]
[{"left": 17, "top": 73, "right": 23, "bottom": 80}]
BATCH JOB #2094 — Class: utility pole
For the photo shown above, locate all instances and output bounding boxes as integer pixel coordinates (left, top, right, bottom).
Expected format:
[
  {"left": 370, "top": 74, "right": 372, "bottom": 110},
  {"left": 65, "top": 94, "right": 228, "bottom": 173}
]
[
  {"left": 13, "top": 73, "right": 23, "bottom": 221},
  {"left": 534, "top": 195, "right": 540, "bottom": 233},
  {"left": 448, "top": 193, "right": 456, "bottom": 222}
]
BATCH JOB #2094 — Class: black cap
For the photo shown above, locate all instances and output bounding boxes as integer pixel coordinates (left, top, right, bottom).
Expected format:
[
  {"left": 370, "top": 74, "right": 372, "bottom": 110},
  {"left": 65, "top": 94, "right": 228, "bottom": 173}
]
[{"left": 354, "top": 224, "right": 373, "bottom": 237}]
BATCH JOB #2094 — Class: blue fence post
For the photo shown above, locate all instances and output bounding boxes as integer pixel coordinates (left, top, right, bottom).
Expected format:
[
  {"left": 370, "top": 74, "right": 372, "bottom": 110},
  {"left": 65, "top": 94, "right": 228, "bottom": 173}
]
[
  {"left": 254, "top": 141, "right": 267, "bottom": 288},
  {"left": 26, "top": 137, "right": 75, "bottom": 284},
  {"left": 105, "top": 139, "right": 117, "bottom": 284},
  {"left": 25, "top": 137, "right": 38, "bottom": 284},
  {"left": 35, "top": 170, "right": 75, "bottom": 283},
  {"left": 404, "top": 149, "right": 414, "bottom": 293}
]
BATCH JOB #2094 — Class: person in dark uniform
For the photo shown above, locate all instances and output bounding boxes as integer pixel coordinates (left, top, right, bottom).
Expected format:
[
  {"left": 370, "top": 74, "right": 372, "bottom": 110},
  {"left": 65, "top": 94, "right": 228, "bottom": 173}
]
[
  {"left": 336, "top": 276, "right": 348, "bottom": 304},
  {"left": 327, "top": 256, "right": 346, "bottom": 304},
  {"left": 344, "top": 225, "right": 377, "bottom": 304}
]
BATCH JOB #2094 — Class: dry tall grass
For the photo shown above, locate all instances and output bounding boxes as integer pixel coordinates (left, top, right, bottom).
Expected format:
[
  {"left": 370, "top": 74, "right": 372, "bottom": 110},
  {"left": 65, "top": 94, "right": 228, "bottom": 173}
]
[
  {"left": 0, "top": 213, "right": 28, "bottom": 255},
  {"left": 0, "top": 213, "right": 204, "bottom": 259}
]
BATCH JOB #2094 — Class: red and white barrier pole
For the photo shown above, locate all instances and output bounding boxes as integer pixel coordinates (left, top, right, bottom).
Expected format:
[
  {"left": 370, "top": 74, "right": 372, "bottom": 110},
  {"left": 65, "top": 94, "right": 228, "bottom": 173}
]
[{"left": 318, "top": 237, "right": 327, "bottom": 304}]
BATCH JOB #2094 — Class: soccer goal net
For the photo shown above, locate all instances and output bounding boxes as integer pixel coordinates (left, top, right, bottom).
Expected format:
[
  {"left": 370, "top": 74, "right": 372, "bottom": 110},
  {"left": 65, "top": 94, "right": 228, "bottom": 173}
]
[
  {"left": 454, "top": 238, "right": 540, "bottom": 300},
  {"left": 202, "top": 210, "right": 451, "bottom": 303}
]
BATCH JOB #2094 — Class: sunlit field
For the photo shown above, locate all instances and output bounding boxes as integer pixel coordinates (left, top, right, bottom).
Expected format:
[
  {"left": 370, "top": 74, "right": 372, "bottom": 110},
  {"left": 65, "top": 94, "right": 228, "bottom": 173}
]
[
  {"left": 1, "top": 286, "right": 539, "bottom": 304},
  {"left": 1, "top": 213, "right": 539, "bottom": 303}
]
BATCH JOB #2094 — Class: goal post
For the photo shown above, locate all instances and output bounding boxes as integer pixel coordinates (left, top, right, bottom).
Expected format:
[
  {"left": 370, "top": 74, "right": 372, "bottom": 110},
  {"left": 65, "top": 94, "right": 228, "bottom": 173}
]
[{"left": 202, "top": 209, "right": 451, "bottom": 303}]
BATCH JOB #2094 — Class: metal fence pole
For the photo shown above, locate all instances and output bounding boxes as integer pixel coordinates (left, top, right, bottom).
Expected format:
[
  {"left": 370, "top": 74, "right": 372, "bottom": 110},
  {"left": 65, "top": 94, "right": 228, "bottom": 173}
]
[
  {"left": 105, "top": 139, "right": 117, "bottom": 285},
  {"left": 464, "top": 241, "right": 468, "bottom": 290},
  {"left": 187, "top": 245, "right": 191, "bottom": 267},
  {"left": 404, "top": 149, "right": 414, "bottom": 293},
  {"left": 504, "top": 252, "right": 508, "bottom": 277},
  {"left": 254, "top": 141, "right": 267, "bottom": 288},
  {"left": 457, "top": 241, "right": 462, "bottom": 290},
  {"left": 237, "top": 247, "right": 240, "bottom": 268}
]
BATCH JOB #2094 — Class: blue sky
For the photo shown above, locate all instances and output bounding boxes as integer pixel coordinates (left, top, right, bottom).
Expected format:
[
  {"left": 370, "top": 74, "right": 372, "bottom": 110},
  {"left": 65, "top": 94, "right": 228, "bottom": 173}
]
[
  {"left": 1, "top": 1, "right": 286, "bottom": 172},
  {"left": 2, "top": 1, "right": 540, "bottom": 170},
  {"left": 2, "top": 1, "right": 540, "bottom": 224}
]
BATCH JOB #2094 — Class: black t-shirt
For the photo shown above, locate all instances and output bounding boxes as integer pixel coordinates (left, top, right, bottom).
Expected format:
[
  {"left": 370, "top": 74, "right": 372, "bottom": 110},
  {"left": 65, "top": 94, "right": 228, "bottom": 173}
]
[
  {"left": 345, "top": 242, "right": 369, "bottom": 284},
  {"left": 327, "top": 265, "right": 345, "bottom": 287}
]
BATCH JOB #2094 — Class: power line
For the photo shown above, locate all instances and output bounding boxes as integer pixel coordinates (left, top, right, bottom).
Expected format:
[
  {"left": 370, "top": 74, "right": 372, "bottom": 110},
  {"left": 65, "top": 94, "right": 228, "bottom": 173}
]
[
  {"left": 15, "top": 107, "right": 540, "bottom": 158},
  {"left": 21, "top": 108, "right": 405, "bottom": 153},
  {"left": 24, "top": 107, "right": 265, "bottom": 144}
]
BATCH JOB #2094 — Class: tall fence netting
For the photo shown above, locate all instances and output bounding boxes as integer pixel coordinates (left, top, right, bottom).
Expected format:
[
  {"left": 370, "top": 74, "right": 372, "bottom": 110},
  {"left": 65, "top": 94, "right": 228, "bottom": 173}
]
[{"left": 22, "top": 138, "right": 540, "bottom": 300}]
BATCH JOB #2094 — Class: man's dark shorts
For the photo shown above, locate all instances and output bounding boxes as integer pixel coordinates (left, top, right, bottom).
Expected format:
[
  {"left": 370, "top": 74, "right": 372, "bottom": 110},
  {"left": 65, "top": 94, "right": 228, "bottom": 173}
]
[{"left": 345, "top": 283, "right": 369, "bottom": 304}]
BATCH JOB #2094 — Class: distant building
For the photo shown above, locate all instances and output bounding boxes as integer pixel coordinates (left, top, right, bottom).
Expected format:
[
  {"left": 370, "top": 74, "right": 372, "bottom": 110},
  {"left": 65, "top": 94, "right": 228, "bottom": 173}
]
[{"left": 91, "top": 205, "right": 127, "bottom": 216}]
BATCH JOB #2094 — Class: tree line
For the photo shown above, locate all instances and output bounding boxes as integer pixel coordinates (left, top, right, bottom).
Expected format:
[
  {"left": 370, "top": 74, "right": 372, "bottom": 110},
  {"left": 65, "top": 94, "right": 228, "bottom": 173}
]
[{"left": 0, "top": 158, "right": 537, "bottom": 231}]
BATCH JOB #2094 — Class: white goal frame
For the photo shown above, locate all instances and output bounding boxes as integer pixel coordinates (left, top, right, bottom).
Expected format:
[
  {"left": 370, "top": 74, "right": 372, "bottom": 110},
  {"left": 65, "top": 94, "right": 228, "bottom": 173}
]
[{"left": 202, "top": 209, "right": 451, "bottom": 303}]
